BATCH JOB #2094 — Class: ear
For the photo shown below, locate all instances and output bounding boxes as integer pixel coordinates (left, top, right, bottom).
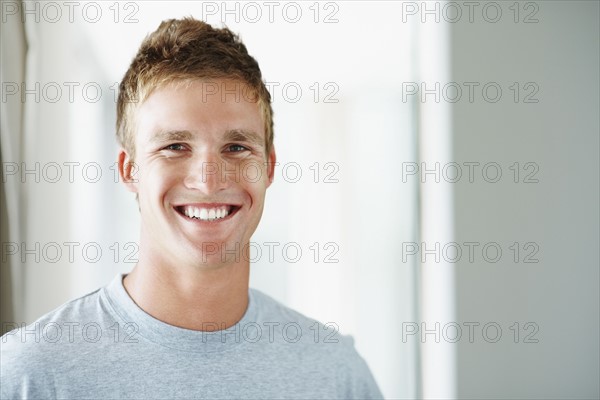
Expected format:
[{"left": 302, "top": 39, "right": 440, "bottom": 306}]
[
  {"left": 118, "top": 149, "right": 138, "bottom": 193},
  {"left": 266, "top": 147, "right": 276, "bottom": 188}
]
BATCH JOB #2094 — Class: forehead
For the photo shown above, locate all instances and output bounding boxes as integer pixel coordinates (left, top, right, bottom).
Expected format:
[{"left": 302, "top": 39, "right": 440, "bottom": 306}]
[{"left": 134, "top": 79, "right": 264, "bottom": 143}]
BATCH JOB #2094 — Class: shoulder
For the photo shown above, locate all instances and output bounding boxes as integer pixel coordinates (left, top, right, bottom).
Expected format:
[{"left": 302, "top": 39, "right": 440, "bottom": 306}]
[
  {"left": 1, "top": 286, "right": 105, "bottom": 346},
  {"left": 1, "top": 287, "right": 112, "bottom": 396},
  {"left": 249, "top": 287, "right": 347, "bottom": 347},
  {"left": 249, "top": 288, "right": 383, "bottom": 398}
]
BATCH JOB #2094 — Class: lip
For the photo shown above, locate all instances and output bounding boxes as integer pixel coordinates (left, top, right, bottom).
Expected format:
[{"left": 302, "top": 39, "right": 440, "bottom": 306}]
[{"left": 173, "top": 203, "right": 242, "bottom": 223}]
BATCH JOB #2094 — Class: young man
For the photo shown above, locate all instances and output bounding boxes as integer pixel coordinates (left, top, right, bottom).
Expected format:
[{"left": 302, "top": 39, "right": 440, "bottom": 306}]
[{"left": 1, "top": 18, "right": 382, "bottom": 399}]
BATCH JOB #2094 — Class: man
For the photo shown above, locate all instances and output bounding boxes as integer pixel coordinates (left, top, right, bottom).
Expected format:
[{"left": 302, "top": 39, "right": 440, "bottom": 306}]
[{"left": 1, "top": 18, "right": 382, "bottom": 399}]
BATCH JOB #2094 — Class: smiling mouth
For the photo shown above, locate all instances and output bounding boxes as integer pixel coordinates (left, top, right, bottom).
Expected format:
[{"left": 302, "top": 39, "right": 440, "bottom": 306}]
[{"left": 174, "top": 204, "right": 241, "bottom": 222}]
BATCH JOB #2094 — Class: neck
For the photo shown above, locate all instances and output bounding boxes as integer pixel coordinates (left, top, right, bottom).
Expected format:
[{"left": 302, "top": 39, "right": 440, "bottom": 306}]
[{"left": 123, "top": 243, "right": 250, "bottom": 331}]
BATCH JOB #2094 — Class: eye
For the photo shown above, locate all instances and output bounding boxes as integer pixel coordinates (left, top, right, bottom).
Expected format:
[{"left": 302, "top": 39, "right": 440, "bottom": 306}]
[
  {"left": 163, "top": 143, "right": 186, "bottom": 151},
  {"left": 225, "top": 144, "right": 249, "bottom": 153}
]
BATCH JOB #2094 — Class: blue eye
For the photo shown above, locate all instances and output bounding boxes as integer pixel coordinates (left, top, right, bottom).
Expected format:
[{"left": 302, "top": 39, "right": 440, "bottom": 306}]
[
  {"left": 164, "top": 143, "right": 185, "bottom": 151},
  {"left": 227, "top": 144, "right": 248, "bottom": 152}
]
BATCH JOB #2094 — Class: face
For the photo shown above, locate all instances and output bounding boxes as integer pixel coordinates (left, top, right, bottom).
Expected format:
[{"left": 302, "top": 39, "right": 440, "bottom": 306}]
[{"left": 119, "top": 79, "right": 275, "bottom": 268}]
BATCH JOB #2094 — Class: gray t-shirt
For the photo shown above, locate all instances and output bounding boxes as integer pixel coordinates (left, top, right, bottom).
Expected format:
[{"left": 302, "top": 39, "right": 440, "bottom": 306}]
[{"left": 1, "top": 275, "right": 382, "bottom": 399}]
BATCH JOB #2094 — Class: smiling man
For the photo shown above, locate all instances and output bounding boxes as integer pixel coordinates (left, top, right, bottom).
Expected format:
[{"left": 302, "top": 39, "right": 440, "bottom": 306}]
[
  {"left": 1, "top": 18, "right": 382, "bottom": 399},
  {"left": 120, "top": 78, "right": 274, "bottom": 333}
]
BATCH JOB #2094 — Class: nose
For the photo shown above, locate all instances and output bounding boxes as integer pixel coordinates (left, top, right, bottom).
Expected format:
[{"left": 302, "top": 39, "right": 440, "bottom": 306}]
[{"left": 183, "top": 152, "right": 228, "bottom": 194}]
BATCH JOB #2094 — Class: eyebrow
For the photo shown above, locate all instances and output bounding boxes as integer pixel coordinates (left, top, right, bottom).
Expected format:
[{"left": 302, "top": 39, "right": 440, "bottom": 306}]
[
  {"left": 149, "top": 128, "right": 265, "bottom": 147},
  {"left": 150, "top": 130, "right": 194, "bottom": 143},
  {"left": 224, "top": 129, "right": 264, "bottom": 148}
]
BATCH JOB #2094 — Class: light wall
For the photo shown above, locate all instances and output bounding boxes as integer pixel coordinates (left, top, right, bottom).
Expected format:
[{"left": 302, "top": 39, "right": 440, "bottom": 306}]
[{"left": 449, "top": 1, "right": 599, "bottom": 398}]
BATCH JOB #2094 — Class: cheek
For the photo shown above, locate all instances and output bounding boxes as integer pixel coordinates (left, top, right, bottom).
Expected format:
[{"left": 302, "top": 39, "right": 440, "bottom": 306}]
[
  {"left": 237, "top": 159, "right": 270, "bottom": 186},
  {"left": 245, "top": 178, "right": 269, "bottom": 207},
  {"left": 140, "top": 160, "right": 183, "bottom": 194}
]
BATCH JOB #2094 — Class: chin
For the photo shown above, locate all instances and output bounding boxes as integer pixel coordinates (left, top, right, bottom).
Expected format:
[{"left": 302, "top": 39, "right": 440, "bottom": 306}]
[{"left": 182, "top": 239, "right": 246, "bottom": 266}]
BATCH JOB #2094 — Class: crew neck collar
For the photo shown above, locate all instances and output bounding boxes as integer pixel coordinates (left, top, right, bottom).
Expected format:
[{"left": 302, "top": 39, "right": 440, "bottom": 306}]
[{"left": 102, "top": 274, "right": 257, "bottom": 353}]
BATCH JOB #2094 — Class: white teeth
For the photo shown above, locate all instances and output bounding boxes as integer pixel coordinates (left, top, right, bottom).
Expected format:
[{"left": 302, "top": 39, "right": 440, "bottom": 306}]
[
  {"left": 182, "top": 206, "right": 231, "bottom": 221},
  {"left": 199, "top": 208, "right": 209, "bottom": 220}
]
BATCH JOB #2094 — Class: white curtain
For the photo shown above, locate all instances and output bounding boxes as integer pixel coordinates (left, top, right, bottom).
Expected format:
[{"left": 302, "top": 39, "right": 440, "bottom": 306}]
[{"left": 1, "top": 0, "right": 27, "bottom": 333}]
